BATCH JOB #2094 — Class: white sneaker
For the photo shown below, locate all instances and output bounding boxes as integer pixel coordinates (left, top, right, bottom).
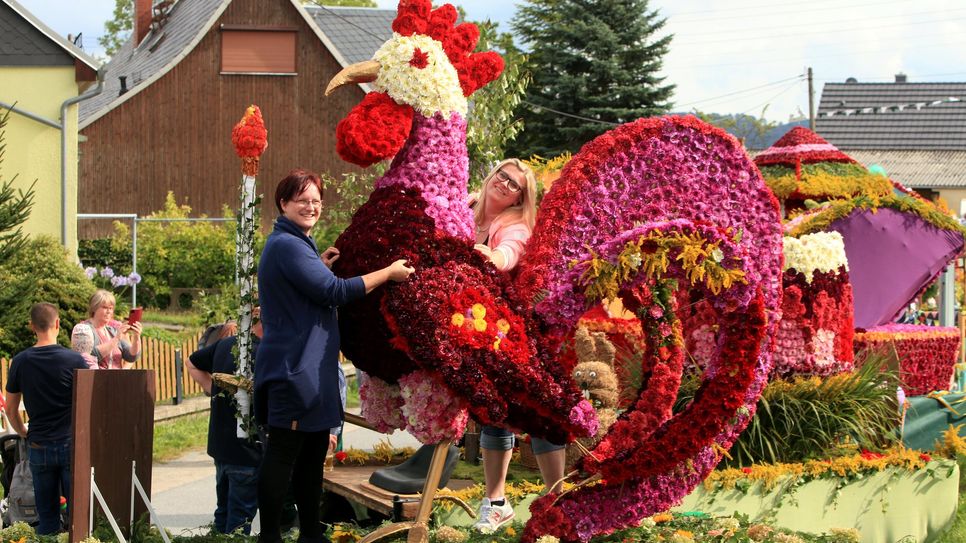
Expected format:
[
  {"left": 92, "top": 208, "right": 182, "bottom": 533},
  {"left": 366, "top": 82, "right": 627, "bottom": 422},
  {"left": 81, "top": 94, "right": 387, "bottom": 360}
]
[{"left": 472, "top": 497, "right": 515, "bottom": 533}]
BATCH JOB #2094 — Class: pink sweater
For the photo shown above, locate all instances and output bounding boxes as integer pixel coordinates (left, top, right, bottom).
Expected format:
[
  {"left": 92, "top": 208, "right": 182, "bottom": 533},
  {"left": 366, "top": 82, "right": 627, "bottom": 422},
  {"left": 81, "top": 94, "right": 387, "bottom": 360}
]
[{"left": 483, "top": 217, "right": 532, "bottom": 272}]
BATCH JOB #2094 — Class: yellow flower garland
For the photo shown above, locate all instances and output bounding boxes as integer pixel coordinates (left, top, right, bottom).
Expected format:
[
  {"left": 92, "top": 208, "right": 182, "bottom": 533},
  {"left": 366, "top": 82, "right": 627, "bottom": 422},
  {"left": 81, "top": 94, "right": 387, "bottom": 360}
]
[
  {"left": 576, "top": 230, "right": 747, "bottom": 303},
  {"left": 704, "top": 447, "right": 936, "bottom": 492}
]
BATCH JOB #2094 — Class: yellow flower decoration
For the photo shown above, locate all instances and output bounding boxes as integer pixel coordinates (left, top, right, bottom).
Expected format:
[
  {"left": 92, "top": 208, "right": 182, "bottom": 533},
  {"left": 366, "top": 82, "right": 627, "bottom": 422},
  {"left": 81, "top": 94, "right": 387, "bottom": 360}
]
[
  {"left": 497, "top": 319, "right": 511, "bottom": 333},
  {"left": 471, "top": 304, "right": 487, "bottom": 319},
  {"left": 451, "top": 313, "right": 465, "bottom": 327},
  {"left": 473, "top": 318, "right": 488, "bottom": 332},
  {"left": 493, "top": 338, "right": 501, "bottom": 351}
]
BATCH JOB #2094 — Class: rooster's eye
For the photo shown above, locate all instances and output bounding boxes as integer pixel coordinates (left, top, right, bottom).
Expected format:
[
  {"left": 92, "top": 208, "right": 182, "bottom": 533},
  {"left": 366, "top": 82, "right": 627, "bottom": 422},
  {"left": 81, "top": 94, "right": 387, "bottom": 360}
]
[{"left": 410, "top": 48, "right": 429, "bottom": 69}]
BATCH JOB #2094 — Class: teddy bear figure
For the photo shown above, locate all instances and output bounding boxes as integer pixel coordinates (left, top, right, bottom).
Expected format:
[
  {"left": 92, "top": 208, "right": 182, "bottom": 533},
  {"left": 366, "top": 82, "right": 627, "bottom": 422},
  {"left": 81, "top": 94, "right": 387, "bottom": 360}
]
[{"left": 572, "top": 326, "right": 619, "bottom": 441}]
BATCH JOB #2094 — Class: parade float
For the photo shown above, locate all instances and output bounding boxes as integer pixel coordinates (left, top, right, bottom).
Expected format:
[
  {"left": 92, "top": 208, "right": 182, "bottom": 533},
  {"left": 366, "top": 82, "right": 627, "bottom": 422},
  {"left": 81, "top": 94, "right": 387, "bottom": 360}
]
[
  {"left": 321, "top": 1, "right": 785, "bottom": 540},
  {"left": 759, "top": 127, "right": 966, "bottom": 393},
  {"left": 310, "top": 1, "right": 964, "bottom": 541}
]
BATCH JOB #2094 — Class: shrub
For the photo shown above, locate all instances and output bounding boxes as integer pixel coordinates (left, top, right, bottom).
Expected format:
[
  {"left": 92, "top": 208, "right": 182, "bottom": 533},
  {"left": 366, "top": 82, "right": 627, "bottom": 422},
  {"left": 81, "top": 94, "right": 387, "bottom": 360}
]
[
  {"left": 106, "top": 193, "right": 239, "bottom": 308},
  {"left": 313, "top": 169, "right": 379, "bottom": 250},
  {"left": 0, "top": 235, "right": 96, "bottom": 357}
]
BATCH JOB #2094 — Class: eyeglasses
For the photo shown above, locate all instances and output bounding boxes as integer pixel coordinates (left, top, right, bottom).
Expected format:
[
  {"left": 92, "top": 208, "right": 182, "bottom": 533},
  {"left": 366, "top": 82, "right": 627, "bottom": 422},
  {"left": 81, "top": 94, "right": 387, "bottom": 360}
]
[
  {"left": 494, "top": 169, "right": 523, "bottom": 193},
  {"left": 292, "top": 198, "right": 322, "bottom": 208}
]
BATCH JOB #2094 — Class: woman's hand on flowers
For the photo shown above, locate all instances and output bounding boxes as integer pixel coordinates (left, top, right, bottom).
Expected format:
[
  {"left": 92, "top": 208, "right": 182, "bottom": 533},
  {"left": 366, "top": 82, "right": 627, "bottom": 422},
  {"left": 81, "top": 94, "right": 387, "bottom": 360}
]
[
  {"left": 387, "top": 259, "right": 415, "bottom": 282},
  {"left": 474, "top": 244, "right": 493, "bottom": 259},
  {"left": 321, "top": 247, "right": 341, "bottom": 268}
]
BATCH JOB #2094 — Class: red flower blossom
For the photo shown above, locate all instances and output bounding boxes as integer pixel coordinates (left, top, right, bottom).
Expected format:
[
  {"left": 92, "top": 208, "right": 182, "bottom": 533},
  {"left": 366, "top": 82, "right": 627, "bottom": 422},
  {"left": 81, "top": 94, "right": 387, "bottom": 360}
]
[
  {"left": 409, "top": 48, "right": 429, "bottom": 68},
  {"left": 334, "top": 451, "right": 348, "bottom": 463},
  {"left": 231, "top": 105, "right": 268, "bottom": 176}
]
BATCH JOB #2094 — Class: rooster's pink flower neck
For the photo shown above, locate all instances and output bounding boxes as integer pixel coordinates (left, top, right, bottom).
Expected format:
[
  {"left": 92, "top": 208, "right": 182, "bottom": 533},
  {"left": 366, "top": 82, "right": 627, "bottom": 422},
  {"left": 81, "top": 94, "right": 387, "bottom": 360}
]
[{"left": 375, "top": 112, "right": 473, "bottom": 240}]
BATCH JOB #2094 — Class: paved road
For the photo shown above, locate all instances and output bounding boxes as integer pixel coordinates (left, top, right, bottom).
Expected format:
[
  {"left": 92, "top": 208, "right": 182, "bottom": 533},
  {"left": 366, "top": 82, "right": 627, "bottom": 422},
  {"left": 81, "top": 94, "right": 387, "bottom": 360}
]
[{"left": 150, "top": 416, "right": 423, "bottom": 535}]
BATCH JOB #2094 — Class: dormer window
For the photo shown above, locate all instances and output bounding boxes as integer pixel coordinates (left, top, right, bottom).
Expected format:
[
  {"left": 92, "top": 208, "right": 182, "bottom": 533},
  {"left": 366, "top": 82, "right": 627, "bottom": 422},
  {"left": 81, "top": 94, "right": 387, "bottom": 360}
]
[{"left": 220, "top": 25, "right": 297, "bottom": 75}]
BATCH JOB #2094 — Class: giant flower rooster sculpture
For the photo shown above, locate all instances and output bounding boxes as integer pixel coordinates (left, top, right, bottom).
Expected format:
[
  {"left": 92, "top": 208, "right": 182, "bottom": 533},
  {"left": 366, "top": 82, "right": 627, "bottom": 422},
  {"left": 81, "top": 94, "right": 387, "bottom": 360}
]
[{"left": 326, "top": 0, "right": 784, "bottom": 540}]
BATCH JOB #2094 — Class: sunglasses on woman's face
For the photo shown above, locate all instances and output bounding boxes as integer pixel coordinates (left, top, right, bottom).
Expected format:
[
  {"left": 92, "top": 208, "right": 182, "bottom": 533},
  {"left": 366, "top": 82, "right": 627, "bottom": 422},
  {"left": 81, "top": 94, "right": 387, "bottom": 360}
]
[{"left": 494, "top": 169, "right": 523, "bottom": 193}]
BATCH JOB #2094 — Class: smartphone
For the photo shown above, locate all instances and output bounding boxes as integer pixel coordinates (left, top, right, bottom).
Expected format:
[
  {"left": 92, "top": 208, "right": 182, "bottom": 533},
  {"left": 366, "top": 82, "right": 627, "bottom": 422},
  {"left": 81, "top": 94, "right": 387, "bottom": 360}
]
[{"left": 127, "top": 307, "right": 143, "bottom": 326}]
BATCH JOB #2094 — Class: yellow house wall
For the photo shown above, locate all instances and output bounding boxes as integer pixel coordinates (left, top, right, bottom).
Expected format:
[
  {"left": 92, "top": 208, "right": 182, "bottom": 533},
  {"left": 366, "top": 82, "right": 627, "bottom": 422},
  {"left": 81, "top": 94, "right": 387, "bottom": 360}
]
[{"left": 1, "top": 66, "right": 82, "bottom": 255}]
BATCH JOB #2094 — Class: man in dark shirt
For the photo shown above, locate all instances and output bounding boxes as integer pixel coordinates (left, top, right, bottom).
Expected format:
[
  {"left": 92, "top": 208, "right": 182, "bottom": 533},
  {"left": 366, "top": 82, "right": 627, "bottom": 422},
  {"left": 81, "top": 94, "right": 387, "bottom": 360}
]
[
  {"left": 5, "top": 303, "right": 88, "bottom": 535},
  {"left": 187, "top": 318, "right": 263, "bottom": 535}
]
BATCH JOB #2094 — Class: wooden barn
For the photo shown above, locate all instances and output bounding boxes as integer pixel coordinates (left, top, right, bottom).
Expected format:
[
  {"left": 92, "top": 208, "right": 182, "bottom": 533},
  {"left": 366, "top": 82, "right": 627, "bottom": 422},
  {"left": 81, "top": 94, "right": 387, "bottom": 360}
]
[{"left": 77, "top": 0, "right": 395, "bottom": 236}]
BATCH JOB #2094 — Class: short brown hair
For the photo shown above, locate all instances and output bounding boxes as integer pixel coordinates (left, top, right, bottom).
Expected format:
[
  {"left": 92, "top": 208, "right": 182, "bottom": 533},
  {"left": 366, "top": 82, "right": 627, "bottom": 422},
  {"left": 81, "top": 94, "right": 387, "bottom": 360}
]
[
  {"left": 30, "top": 303, "right": 59, "bottom": 331},
  {"left": 88, "top": 289, "right": 116, "bottom": 318},
  {"left": 274, "top": 169, "right": 323, "bottom": 213}
]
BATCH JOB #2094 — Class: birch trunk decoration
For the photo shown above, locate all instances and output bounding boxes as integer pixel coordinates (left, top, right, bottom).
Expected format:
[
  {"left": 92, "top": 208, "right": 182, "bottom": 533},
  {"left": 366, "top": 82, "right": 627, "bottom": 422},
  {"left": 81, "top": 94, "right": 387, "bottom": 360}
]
[{"left": 231, "top": 105, "right": 267, "bottom": 438}]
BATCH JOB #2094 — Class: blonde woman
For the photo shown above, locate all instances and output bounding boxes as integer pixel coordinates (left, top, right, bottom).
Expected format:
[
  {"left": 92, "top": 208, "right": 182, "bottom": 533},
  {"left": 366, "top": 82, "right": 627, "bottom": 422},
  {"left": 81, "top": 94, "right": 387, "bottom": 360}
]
[
  {"left": 70, "top": 289, "right": 141, "bottom": 369},
  {"left": 471, "top": 158, "right": 538, "bottom": 271},
  {"left": 469, "top": 159, "right": 566, "bottom": 532}
]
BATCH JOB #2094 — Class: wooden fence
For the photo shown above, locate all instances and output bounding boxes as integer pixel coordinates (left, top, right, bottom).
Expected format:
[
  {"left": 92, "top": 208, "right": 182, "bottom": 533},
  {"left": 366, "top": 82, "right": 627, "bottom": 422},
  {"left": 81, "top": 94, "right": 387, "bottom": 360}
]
[{"left": 0, "top": 333, "right": 206, "bottom": 405}]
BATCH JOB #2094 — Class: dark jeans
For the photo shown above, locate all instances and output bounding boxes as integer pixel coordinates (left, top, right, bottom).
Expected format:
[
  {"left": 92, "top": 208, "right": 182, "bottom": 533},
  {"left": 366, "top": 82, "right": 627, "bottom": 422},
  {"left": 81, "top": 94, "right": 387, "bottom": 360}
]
[
  {"left": 214, "top": 461, "right": 259, "bottom": 535},
  {"left": 258, "top": 427, "right": 330, "bottom": 543},
  {"left": 28, "top": 438, "right": 71, "bottom": 535}
]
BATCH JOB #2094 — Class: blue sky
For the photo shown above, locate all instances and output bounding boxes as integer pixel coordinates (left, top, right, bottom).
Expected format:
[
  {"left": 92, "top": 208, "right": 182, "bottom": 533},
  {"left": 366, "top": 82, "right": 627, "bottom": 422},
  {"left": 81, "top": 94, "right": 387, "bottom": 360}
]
[{"left": 16, "top": 0, "right": 966, "bottom": 123}]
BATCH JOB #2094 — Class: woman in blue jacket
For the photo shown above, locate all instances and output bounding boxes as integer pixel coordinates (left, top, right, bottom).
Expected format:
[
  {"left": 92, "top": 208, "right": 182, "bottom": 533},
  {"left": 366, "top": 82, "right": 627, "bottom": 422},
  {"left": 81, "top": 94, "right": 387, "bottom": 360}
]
[{"left": 256, "top": 169, "right": 414, "bottom": 543}]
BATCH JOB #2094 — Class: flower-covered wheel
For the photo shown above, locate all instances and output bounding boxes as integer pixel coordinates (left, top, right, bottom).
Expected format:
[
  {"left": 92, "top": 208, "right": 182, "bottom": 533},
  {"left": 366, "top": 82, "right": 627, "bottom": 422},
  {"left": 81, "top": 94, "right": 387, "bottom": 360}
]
[{"left": 515, "top": 116, "right": 784, "bottom": 542}]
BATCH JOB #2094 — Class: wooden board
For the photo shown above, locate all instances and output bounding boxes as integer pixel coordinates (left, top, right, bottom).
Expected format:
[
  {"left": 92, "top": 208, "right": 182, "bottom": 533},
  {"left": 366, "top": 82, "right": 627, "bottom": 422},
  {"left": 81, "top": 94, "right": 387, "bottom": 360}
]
[
  {"left": 71, "top": 370, "right": 155, "bottom": 542},
  {"left": 323, "top": 465, "right": 474, "bottom": 519}
]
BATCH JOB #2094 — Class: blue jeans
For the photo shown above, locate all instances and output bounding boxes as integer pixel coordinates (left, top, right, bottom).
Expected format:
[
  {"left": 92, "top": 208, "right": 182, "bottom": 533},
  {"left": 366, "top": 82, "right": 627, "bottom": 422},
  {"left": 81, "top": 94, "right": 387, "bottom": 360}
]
[
  {"left": 479, "top": 426, "right": 564, "bottom": 454},
  {"left": 28, "top": 439, "right": 71, "bottom": 535},
  {"left": 214, "top": 461, "right": 259, "bottom": 534}
]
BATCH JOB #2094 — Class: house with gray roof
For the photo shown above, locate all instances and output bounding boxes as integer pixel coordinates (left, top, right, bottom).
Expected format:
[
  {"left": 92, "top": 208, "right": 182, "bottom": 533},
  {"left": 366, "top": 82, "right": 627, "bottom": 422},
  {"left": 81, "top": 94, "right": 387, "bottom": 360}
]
[
  {"left": 1, "top": 0, "right": 100, "bottom": 253},
  {"left": 77, "top": 0, "right": 396, "bottom": 238},
  {"left": 816, "top": 75, "right": 966, "bottom": 215}
]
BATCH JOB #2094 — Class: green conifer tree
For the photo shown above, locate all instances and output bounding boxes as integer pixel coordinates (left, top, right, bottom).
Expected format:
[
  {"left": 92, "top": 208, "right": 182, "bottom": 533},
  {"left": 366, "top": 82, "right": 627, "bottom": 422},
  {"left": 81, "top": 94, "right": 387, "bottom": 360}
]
[
  {"left": 0, "top": 110, "right": 35, "bottom": 266},
  {"left": 510, "top": 0, "right": 675, "bottom": 157}
]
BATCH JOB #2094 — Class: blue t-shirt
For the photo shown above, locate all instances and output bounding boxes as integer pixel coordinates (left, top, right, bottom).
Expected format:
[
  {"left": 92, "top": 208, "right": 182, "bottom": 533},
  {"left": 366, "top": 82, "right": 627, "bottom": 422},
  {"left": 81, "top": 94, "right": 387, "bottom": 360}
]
[
  {"left": 189, "top": 337, "right": 262, "bottom": 467},
  {"left": 5, "top": 345, "right": 87, "bottom": 443}
]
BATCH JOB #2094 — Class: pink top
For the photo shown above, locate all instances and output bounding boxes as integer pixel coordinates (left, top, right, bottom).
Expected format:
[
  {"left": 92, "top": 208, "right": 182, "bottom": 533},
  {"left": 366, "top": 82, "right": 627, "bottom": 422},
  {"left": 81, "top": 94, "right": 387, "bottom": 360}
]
[
  {"left": 483, "top": 217, "right": 532, "bottom": 272},
  {"left": 72, "top": 319, "right": 135, "bottom": 369}
]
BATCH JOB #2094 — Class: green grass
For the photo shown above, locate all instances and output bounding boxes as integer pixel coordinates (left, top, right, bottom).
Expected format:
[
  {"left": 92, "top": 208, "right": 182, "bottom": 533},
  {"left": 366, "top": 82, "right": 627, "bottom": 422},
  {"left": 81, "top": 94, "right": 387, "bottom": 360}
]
[
  {"left": 143, "top": 309, "right": 205, "bottom": 328},
  {"left": 346, "top": 372, "right": 360, "bottom": 409},
  {"left": 153, "top": 412, "right": 209, "bottom": 463},
  {"left": 942, "top": 457, "right": 966, "bottom": 542},
  {"left": 451, "top": 458, "right": 541, "bottom": 485}
]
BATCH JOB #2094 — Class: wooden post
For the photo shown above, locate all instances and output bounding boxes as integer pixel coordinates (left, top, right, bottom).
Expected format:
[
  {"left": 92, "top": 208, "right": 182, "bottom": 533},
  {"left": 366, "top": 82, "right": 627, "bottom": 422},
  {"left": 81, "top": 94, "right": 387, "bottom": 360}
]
[{"left": 70, "top": 370, "right": 155, "bottom": 541}]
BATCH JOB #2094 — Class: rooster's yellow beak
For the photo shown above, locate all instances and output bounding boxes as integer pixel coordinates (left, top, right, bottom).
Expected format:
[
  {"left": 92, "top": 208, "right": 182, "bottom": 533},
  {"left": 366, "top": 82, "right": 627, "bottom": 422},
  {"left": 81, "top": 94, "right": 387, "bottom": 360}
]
[{"left": 325, "top": 60, "right": 381, "bottom": 96}]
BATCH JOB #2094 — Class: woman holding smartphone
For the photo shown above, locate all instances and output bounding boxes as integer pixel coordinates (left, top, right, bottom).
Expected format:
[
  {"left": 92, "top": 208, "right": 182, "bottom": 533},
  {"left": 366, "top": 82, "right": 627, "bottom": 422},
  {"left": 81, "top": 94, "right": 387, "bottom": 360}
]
[{"left": 70, "top": 289, "right": 142, "bottom": 369}]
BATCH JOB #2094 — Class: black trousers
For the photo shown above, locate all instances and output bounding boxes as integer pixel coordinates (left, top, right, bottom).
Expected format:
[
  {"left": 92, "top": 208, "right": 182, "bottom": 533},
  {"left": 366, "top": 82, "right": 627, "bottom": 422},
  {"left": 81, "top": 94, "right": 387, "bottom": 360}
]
[{"left": 258, "top": 426, "right": 330, "bottom": 543}]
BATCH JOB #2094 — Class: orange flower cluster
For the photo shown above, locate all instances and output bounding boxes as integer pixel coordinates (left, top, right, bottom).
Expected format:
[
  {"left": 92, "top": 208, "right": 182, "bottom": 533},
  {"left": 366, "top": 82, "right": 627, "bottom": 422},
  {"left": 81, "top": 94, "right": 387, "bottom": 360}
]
[{"left": 232, "top": 105, "right": 268, "bottom": 176}]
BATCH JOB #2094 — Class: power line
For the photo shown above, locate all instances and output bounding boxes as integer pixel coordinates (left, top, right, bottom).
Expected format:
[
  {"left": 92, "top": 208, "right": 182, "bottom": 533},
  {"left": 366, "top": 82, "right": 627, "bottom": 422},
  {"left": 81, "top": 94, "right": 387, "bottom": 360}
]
[
  {"left": 668, "top": 0, "right": 911, "bottom": 23},
  {"left": 308, "top": 4, "right": 387, "bottom": 41},
  {"left": 675, "top": 74, "right": 805, "bottom": 108},
  {"left": 739, "top": 80, "right": 803, "bottom": 115},
  {"left": 521, "top": 101, "right": 620, "bottom": 126},
  {"left": 673, "top": 16, "right": 966, "bottom": 46},
  {"left": 664, "top": 0, "right": 858, "bottom": 17},
  {"left": 672, "top": 40, "right": 956, "bottom": 68}
]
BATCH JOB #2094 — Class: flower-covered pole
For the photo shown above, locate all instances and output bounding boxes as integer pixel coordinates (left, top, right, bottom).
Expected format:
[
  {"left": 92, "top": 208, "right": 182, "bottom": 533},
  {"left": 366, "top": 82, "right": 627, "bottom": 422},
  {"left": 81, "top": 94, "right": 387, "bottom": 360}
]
[{"left": 231, "top": 105, "right": 267, "bottom": 438}]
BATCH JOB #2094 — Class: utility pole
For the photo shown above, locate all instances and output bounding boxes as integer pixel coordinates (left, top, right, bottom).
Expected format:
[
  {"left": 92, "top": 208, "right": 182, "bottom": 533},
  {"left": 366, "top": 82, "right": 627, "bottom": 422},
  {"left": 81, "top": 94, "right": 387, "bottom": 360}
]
[{"left": 808, "top": 67, "right": 816, "bottom": 131}]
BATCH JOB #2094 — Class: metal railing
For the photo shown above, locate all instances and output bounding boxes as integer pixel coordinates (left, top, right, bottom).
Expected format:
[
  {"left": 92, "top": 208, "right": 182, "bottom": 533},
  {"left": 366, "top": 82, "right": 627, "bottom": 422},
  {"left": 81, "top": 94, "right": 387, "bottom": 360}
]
[{"left": 77, "top": 214, "right": 234, "bottom": 306}]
